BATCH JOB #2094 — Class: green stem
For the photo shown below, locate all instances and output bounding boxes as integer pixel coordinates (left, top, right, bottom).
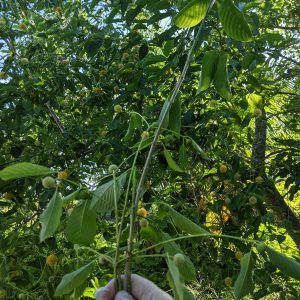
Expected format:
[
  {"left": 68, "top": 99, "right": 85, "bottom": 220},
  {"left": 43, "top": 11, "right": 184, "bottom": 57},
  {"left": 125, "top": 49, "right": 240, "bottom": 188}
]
[
  {"left": 113, "top": 171, "right": 120, "bottom": 291},
  {"left": 124, "top": 7, "right": 215, "bottom": 290}
]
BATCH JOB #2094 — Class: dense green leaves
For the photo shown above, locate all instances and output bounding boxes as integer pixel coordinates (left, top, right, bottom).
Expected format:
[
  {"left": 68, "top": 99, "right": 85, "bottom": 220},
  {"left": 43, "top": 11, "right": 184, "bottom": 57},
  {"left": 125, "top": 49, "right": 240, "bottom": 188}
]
[
  {"left": 266, "top": 247, "right": 300, "bottom": 280},
  {"left": 65, "top": 200, "right": 96, "bottom": 245},
  {"left": 234, "top": 252, "right": 254, "bottom": 299},
  {"left": 218, "top": 0, "right": 253, "bottom": 42},
  {"left": 40, "top": 190, "right": 62, "bottom": 242},
  {"left": 0, "top": 162, "right": 51, "bottom": 181},
  {"left": 54, "top": 262, "right": 94, "bottom": 296},
  {"left": 173, "top": 0, "right": 210, "bottom": 28}
]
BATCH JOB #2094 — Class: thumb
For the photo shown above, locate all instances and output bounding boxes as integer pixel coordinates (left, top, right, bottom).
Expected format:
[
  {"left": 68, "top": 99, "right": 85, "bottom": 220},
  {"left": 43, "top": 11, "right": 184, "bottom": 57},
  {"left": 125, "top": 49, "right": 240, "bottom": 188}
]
[{"left": 115, "top": 291, "right": 135, "bottom": 300}]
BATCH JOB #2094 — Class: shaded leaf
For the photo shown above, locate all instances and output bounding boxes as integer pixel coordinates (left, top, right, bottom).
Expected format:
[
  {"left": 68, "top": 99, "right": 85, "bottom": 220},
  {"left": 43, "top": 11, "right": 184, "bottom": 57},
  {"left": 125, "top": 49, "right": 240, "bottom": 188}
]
[
  {"left": 213, "top": 51, "right": 231, "bottom": 100},
  {"left": 218, "top": 0, "right": 253, "bottom": 42},
  {"left": 65, "top": 200, "right": 96, "bottom": 245},
  {"left": 91, "top": 172, "right": 127, "bottom": 212},
  {"left": 199, "top": 50, "right": 219, "bottom": 92},
  {"left": 163, "top": 232, "right": 197, "bottom": 281},
  {"left": 0, "top": 162, "right": 51, "bottom": 181},
  {"left": 169, "top": 98, "right": 181, "bottom": 134},
  {"left": 173, "top": 0, "right": 210, "bottom": 28},
  {"left": 40, "top": 190, "right": 62, "bottom": 242},
  {"left": 190, "top": 139, "right": 210, "bottom": 161},
  {"left": 161, "top": 203, "right": 209, "bottom": 235},
  {"left": 164, "top": 149, "right": 184, "bottom": 172},
  {"left": 158, "top": 99, "right": 170, "bottom": 129},
  {"left": 54, "top": 262, "right": 94, "bottom": 296},
  {"left": 234, "top": 252, "right": 254, "bottom": 299},
  {"left": 266, "top": 247, "right": 300, "bottom": 280}
]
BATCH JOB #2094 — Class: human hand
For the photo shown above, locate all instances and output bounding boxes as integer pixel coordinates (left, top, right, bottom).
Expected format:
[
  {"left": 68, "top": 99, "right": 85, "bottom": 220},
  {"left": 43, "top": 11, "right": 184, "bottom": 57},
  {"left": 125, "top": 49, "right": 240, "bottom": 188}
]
[{"left": 94, "top": 274, "right": 173, "bottom": 300}]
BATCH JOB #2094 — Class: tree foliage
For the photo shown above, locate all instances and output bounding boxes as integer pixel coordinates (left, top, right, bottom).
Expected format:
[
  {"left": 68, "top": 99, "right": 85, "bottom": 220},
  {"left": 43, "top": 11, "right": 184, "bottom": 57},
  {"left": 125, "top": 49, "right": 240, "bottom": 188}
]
[{"left": 0, "top": 0, "right": 300, "bottom": 299}]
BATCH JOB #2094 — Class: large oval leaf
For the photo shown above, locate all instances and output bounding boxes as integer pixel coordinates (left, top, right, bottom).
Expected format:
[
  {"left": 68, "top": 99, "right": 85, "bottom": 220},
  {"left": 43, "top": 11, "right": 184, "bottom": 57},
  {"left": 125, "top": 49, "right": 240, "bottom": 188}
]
[
  {"left": 266, "top": 247, "right": 300, "bottom": 280},
  {"left": 40, "top": 190, "right": 62, "bottom": 242},
  {"left": 54, "top": 262, "right": 94, "bottom": 296},
  {"left": 218, "top": 0, "right": 253, "bottom": 42},
  {"left": 0, "top": 162, "right": 52, "bottom": 181},
  {"left": 234, "top": 252, "right": 254, "bottom": 299},
  {"left": 65, "top": 200, "right": 96, "bottom": 245},
  {"left": 173, "top": 0, "right": 210, "bottom": 28}
]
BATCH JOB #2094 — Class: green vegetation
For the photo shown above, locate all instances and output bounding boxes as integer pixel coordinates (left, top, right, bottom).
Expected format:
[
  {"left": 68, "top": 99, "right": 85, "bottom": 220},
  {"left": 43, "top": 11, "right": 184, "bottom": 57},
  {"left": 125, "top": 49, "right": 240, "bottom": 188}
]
[{"left": 0, "top": 0, "right": 299, "bottom": 299}]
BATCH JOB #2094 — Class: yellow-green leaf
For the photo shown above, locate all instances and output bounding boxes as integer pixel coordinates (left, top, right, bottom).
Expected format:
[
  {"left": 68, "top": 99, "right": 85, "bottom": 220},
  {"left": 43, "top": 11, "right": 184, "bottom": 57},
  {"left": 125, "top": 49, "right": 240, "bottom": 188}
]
[
  {"left": 218, "top": 0, "right": 253, "bottom": 42},
  {"left": 0, "top": 162, "right": 51, "bottom": 181},
  {"left": 173, "top": 0, "right": 210, "bottom": 28}
]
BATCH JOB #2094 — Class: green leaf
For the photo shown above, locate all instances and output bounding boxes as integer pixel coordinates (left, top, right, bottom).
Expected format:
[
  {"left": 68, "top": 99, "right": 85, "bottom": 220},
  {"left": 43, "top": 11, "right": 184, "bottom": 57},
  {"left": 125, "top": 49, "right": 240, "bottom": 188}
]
[
  {"left": 213, "top": 51, "right": 231, "bottom": 100},
  {"left": 234, "top": 252, "right": 254, "bottom": 299},
  {"left": 218, "top": 0, "right": 253, "bottom": 42},
  {"left": 91, "top": 172, "right": 127, "bottom": 212},
  {"left": 179, "top": 143, "right": 188, "bottom": 169},
  {"left": 62, "top": 188, "right": 83, "bottom": 207},
  {"left": 266, "top": 247, "right": 300, "bottom": 280},
  {"left": 190, "top": 138, "right": 210, "bottom": 161},
  {"left": 40, "top": 190, "right": 62, "bottom": 242},
  {"left": 142, "top": 54, "right": 166, "bottom": 67},
  {"left": 163, "top": 232, "right": 197, "bottom": 281},
  {"left": 158, "top": 99, "right": 170, "bottom": 129},
  {"left": 65, "top": 200, "right": 96, "bottom": 245},
  {"left": 161, "top": 203, "right": 209, "bottom": 235},
  {"left": 54, "top": 262, "right": 94, "bottom": 296},
  {"left": 167, "top": 257, "right": 184, "bottom": 299},
  {"left": 0, "top": 162, "right": 51, "bottom": 181},
  {"left": 169, "top": 98, "right": 181, "bottom": 135},
  {"left": 173, "top": 0, "right": 210, "bottom": 28},
  {"left": 164, "top": 149, "right": 184, "bottom": 173},
  {"left": 199, "top": 50, "right": 219, "bottom": 92}
]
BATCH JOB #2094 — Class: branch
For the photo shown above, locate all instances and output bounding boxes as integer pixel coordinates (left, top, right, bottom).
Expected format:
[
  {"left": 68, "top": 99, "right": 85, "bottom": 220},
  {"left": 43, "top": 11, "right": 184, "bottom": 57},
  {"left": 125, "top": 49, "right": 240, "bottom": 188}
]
[{"left": 46, "top": 101, "right": 66, "bottom": 134}]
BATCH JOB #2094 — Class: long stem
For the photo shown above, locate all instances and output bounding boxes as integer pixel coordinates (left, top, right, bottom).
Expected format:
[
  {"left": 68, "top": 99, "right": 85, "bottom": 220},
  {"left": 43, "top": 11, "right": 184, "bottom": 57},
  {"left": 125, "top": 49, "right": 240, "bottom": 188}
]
[
  {"left": 124, "top": 14, "right": 211, "bottom": 291},
  {"left": 113, "top": 171, "right": 120, "bottom": 291}
]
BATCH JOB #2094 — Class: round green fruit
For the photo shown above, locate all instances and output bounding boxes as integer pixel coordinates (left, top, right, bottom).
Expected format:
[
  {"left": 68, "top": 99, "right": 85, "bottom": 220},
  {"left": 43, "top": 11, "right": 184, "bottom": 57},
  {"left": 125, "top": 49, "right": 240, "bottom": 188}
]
[
  {"left": 108, "top": 164, "right": 118, "bottom": 174},
  {"left": 173, "top": 253, "right": 185, "bottom": 265},
  {"left": 139, "top": 219, "right": 149, "bottom": 228},
  {"left": 18, "top": 293, "right": 26, "bottom": 299},
  {"left": 20, "top": 57, "right": 29, "bottom": 65},
  {"left": 42, "top": 176, "right": 56, "bottom": 189},
  {"left": 249, "top": 196, "right": 257, "bottom": 205}
]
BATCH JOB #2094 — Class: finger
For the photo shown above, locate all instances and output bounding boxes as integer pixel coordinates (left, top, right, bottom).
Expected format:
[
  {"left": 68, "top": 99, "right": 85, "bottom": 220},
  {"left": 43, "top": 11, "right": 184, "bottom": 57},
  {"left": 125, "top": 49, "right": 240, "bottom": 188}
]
[
  {"left": 94, "top": 283, "right": 115, "bottom": 300},
  {"left": 115, "top": 291, "right": 135, "bottom": 300}
]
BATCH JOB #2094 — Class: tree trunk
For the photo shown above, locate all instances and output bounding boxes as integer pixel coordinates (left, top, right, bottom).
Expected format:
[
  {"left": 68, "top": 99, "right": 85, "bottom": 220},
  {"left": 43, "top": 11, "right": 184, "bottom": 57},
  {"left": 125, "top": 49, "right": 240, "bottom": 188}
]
[{"left": 251, "top": 108, "right": 300, "bottom": 248}]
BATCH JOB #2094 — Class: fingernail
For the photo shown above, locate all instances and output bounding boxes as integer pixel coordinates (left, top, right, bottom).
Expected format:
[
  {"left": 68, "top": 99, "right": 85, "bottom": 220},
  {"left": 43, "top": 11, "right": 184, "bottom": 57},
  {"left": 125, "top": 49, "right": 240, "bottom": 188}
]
[
  {"left": 115, "top": 291, "right": 134, "bottom": 300},
  {"left": 94, "top": 287, "right": 108, "bottom": 300}
]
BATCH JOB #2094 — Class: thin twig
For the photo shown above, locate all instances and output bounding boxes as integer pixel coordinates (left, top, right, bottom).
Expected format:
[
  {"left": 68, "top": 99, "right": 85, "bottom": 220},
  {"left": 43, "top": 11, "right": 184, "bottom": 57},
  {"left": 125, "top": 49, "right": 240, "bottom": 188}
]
[{"left": 46, "top": 101, "right": 66, "bottom": 134}]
